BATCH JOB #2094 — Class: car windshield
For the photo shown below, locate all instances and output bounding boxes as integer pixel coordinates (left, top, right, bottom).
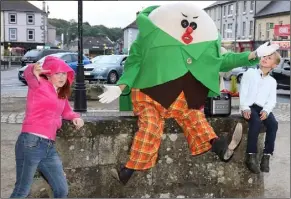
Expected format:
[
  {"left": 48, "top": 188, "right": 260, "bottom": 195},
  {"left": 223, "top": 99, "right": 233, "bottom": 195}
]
[
  {"left": 93, "top": 55, "right": 121, "bottom": 64},
  {"left": 37, "top": 54, "right": 63, "bottom": 64},
  {"left": 23, "top": 50, "right": 41, "bottom": 57}
]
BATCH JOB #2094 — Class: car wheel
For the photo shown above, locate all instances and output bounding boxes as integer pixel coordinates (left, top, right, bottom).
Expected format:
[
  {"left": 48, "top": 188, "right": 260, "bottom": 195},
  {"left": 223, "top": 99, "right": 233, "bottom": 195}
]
[
  {"left": 237, "top": 74, "right": 243, "bottom": 83},
  {"left": 107, "top": 71, "right": 118, "bottom": 84}
]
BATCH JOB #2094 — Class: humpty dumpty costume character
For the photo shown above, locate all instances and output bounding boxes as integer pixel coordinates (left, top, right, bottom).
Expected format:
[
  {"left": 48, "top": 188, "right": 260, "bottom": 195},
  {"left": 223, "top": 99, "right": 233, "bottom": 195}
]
[{"left": 98, "top": 2, "right": 278, "bottom": 185}]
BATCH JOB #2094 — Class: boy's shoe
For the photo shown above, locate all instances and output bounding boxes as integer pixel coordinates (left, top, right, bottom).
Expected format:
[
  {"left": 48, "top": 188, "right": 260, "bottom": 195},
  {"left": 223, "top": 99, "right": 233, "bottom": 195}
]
[
  {"left": 245, "top": 153, "right": 260, "bottom": 174},
  {"left": 111, "top": 165, "right": 135, "bottom": 185},
  {"left": 260, "top": 154, "right": 270, "bottom": 172},
  {"left": 211, "top": 123, "right": 243, "bottom": 162}
]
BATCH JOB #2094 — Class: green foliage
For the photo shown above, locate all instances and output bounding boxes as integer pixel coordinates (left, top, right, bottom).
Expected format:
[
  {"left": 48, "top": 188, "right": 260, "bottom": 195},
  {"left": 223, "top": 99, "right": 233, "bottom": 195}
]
[{"left": 48, "top": 18, "right": 123, "bottom": 43}]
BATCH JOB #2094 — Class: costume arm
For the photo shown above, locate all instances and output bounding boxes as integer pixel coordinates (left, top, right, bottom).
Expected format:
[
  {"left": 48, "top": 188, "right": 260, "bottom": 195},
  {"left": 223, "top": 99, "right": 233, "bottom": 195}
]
[
  {"left": 220, "top": 51, "right": 259, "bottom": 72},
  {"left": 117, "top": 36, "right": 142, "bottom": 94}
]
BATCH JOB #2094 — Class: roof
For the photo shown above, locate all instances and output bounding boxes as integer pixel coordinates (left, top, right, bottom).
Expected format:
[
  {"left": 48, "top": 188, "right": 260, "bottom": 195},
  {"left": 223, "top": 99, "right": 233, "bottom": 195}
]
[
  {"left": 1, "top": 1, "right": 45, "bottom": 13},
  {"left": 123, "top": 20, "right": 138, "bottom": 30},
  {"left": 70, "top": 35, "right": 114, "bottom": 50},
  {"left": 204, "top": 1, "right": 234, "bottom": 9},
  {"left": 255, "top": 0, "right": 290, "bottom": 18},
  {"left": 48, "top": 23, "right": 56, "bottom": 29}
]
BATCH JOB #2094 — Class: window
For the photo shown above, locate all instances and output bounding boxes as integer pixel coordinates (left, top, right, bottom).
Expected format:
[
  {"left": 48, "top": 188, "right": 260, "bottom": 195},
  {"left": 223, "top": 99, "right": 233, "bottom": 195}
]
[
  {"left": 266, "top": 23, "right": 270, "bottom": 39},
  {"left": 223, "top": 6, "right": 226, "bottom": 16},
  {"left": 9, "top": 28, "right": 17, "bottom": 41},
  {"left": 258, "top": 24, "right": 262, "bottom": 40},
  {"left": 62, "top": 54, "right": 73, "bottom": 63},
  {"left": 250, "top": 0, "right": 254, "bottom": 11},
  {"left": 27, "top": 29, "right": 35, "bottom": 41},
  {"left": 213, "top": 8, "right": 216, "bottom": 20},
  {"left": 243, "top": 1, "right": 247, "bottom": 12},
  {"left": 249, "top": 21, "right": 253, "bottom": 36},
  {"left": 9, "top": 13, "right": 17, "bottom": 24},
  {"left": 72, "top": 54, "right": 78, "bottom": 62},
  {"left": 223, "top": 24, "right": 226, "bottom": 38},
  {"left": 227, "top": 23, "right": 232, "bottom": 38},
  {"left": 228, "top": 4, "right": 233, "bottom": 15},
  {"left": 280, "top": 50, "right": 288, "bottom": 58},
  {"left": 242, "top": 22, "right": 246, "bottom": 36},
  {"left": 26, "top": 14, "right": 34, "bottom": 25}
]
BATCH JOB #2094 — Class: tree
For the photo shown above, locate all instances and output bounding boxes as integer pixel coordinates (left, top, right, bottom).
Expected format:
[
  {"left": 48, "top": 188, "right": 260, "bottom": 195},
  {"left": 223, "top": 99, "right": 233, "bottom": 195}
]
[{"left": 48, "top": 18, "right": 123, "bottom": 43}]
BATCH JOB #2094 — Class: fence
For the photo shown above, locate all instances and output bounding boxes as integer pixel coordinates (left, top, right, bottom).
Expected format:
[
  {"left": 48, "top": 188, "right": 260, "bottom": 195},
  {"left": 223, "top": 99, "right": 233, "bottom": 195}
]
[{"left": 1, "top": 56, "right": 22, "bottom": 70}]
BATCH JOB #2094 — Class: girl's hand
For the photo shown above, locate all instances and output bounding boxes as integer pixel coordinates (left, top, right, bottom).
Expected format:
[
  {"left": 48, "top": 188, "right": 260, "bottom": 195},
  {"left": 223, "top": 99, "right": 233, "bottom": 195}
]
[
  {"left": 33, "top": 63, "right": 50, "bottom": 78},
  {"left": 72, "top": 118, "right": 84, "bottom": 130}
]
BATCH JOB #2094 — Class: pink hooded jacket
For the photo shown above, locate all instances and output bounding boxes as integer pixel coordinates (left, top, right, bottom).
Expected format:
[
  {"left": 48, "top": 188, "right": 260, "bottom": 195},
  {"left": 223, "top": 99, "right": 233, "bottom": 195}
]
[{"left": 21, "top": 56, "right": 80, "bottom": 140}]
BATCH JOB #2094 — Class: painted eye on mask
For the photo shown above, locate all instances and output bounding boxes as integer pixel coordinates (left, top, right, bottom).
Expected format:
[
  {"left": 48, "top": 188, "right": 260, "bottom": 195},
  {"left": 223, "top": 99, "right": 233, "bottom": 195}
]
[
  {"left": 189, "top": 22, "right": 197, "bottom": 30},
  {"left": 181, "top": 19, "right": 189, "bottom": 28}
]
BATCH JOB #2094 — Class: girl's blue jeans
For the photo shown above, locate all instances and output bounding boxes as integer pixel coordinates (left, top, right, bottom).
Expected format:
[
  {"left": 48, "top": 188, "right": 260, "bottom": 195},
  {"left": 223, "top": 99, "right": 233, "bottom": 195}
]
[{"left": 10, "top": 133, "right": 68, "bottom": 198}]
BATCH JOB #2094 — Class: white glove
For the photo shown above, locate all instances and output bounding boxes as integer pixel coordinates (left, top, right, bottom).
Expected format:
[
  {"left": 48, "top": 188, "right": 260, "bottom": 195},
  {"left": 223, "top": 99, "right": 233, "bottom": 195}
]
[
  {"left": 256, "top": 41, "right": 279, "bottom": 57},
  {"left": 98, "top": 85, "right": 122, "bottom": 103}
]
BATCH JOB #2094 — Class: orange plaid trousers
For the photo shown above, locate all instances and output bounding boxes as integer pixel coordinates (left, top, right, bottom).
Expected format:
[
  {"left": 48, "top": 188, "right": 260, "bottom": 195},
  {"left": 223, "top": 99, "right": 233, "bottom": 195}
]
[{"left": 125, "top": 89, "right": 218, "bottom": 170}]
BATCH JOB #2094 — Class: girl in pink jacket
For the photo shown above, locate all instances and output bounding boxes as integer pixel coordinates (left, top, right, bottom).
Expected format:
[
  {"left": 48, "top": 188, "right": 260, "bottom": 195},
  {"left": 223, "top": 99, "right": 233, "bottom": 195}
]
[{"left": 10, "top": 56, "right": 84, "bottom": 198}]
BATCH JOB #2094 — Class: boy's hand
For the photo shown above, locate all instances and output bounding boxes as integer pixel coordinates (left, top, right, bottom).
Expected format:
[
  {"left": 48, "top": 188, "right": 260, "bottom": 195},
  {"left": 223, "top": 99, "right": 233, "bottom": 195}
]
[
  {"left": 260, "top": 111, "right": 268, "bottom": 120},
  {"left": 73, "top": 118, "right": 84, "bottom": 129},
  {"left": 242, "top": 110, "right": 251, "bottom": 120}
]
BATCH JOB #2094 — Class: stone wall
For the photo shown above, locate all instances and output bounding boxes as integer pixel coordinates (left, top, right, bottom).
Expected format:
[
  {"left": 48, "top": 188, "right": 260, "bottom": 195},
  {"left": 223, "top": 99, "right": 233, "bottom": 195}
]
[{"left": 29, "top": 114, "right": 265, "bottom": 198}]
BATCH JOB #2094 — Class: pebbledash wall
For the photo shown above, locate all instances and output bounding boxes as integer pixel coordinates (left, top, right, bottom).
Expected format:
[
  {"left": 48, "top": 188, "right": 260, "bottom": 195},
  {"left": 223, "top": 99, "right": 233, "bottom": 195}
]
[{"left": 29, "top": 114, "right": 266, "bottom": 198}]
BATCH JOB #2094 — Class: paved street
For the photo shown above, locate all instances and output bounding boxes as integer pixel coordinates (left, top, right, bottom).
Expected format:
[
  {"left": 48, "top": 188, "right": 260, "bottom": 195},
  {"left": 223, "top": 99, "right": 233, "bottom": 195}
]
[{"left": 1, "top": 67, "right": 28, "bottom": 98}]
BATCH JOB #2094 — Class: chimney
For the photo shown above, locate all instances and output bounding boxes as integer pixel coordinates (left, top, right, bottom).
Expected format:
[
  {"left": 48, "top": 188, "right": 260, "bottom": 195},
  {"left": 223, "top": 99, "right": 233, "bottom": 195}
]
[{"left": 42, "top": 1, "right": 46, "bottom": 12}]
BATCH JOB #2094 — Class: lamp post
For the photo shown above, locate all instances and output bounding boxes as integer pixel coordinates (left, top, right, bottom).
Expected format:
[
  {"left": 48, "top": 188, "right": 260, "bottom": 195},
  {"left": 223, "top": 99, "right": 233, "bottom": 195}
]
[
  {"left": 234, "top": 0, "right": 238, "bottom": 52},
  {"left": 74, "top": 0, "right": 87, "bottom": 112}
]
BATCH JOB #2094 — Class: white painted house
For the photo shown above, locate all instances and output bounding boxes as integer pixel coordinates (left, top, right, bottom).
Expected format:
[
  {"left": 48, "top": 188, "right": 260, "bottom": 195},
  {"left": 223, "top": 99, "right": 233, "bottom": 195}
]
[
  {"left": 1, "top": 0, "right": 49, "bottom": 54},
  {"left": 123, "top": 20, "right": 139, "bottom": 54}
]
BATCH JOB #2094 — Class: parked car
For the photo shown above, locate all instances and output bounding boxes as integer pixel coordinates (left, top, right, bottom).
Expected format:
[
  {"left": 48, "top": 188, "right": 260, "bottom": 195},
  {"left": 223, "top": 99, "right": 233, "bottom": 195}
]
[
  {"left": 84, "top": 55, "right": 128, "bottom": 84},
  {"left": 270, "top": 58, "right": 290, "bottom": 90},
  {"left": 18, "top": 52, "right": 90, "bottom": 84},
  {"left": 20, "top": 49, "right": 70, "bottom": 67},
  {"left": 230, "top": 65, "right": 258, "bottom": 83},
  {"left": 90, "top": 55, "right": 101, "bottom": 64}
]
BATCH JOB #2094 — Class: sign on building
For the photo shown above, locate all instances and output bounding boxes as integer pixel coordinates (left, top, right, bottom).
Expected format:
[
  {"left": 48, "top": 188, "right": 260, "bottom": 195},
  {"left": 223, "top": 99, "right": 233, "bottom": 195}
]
[{"left": 274, "top": 24, "right": 290, "bottom": 37}]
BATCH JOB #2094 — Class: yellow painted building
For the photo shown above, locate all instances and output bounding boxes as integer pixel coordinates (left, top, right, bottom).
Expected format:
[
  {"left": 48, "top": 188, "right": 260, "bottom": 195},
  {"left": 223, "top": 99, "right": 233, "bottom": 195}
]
[
  {"left": 255, "top": 15, "right": 290, "bottom": 41},
  {"left": 254, "top": 0, "right": 290, "bottom": 57}
]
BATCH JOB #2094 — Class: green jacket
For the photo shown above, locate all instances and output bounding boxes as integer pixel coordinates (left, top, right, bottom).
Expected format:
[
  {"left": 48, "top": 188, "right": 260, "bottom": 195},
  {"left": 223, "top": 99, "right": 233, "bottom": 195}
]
[{"left": 118, "top": 6, "right": 259, "bottom": 111}]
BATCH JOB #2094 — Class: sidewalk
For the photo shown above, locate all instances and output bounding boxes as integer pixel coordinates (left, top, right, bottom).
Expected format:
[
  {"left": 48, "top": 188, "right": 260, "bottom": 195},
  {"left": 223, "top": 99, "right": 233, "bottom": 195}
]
[{"left": 1, "top": 97, "right": 290, "bottom": 123}]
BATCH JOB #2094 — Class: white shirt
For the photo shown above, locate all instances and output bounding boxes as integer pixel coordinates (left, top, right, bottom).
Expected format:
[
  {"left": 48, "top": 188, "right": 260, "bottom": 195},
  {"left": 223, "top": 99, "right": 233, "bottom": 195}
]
[{"left": 239, "top": 68, "right": 277, "bottom": 114}]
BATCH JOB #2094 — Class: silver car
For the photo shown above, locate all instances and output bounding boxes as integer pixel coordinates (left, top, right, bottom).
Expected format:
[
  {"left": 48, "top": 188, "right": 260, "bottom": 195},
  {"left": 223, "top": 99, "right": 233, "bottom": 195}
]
[
  {"left": 231, "top": 65, "right": 258, "bottom": 83},
  {"left": 84, "top": 55, "right": 128, "bottom": 84}
]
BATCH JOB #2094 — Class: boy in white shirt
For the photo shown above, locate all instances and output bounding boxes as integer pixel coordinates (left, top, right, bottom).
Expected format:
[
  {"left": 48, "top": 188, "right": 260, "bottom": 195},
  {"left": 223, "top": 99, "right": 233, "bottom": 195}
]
[{"left": 240, "top": 47, "right": 281, "bottom": 174}]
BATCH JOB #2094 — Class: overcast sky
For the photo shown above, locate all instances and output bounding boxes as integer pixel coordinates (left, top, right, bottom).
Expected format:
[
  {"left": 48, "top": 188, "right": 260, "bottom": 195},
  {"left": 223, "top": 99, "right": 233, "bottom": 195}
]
[{"left": 29, "top": 1, "right": 215, "bottom": 28}]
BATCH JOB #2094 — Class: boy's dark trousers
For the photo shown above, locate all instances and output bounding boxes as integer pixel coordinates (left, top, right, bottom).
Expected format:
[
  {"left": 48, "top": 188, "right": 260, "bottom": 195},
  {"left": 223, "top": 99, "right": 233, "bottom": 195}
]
[{"left": 246, "top": 104, "right": 278, "bottom": 154}]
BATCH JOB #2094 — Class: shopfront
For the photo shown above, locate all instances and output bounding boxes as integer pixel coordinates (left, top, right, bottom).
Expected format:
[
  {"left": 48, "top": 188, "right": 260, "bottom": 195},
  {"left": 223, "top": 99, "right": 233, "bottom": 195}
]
[
  {"left": 221, "top": 40, "right": 255, "bottom": 52},
  {"left": 271, "top": 40, "right": 290, "bottom": 58},
  {"left": 273, "top": 24, "right": 290, "bottom": 58}
]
